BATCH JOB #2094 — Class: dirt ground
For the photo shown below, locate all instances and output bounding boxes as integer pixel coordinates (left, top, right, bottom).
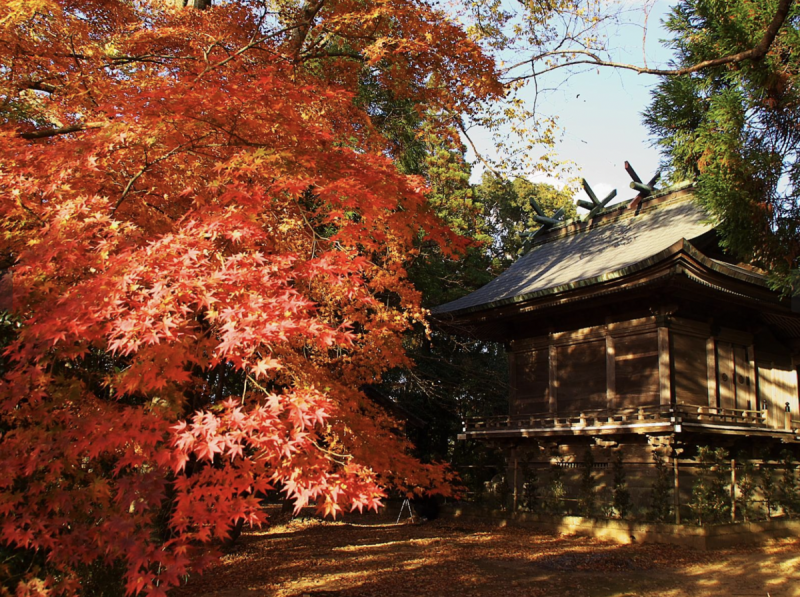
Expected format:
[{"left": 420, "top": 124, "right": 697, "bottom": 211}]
[{"left": 176, "top": 510, "right": 800, "bottom": 597}]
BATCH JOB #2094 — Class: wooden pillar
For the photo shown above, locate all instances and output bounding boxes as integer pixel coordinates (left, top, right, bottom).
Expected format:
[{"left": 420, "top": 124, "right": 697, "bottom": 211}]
[
  {"left": 548, "top": 344, "right": 558, "bottom": 416},
  {"left": 706, "top": 337, "right": 717, "bottom": 408},
  {"left": 606, "top": 334, "right": 616, "bottom": 411},
  {"left": 747, "top": 345, "right": 757, "bottom": 410},
  {"left": 658, "top": 327, "right": 672, "bottom": 406},
  {"left": 511, "top": 447, "right": 519, "bottom": 512},
  {"left": 673, "top": 452, "right": 681, "bottom": 524},
  {"left": 731, "top": 458, "right": 737, "bottom": 522}
]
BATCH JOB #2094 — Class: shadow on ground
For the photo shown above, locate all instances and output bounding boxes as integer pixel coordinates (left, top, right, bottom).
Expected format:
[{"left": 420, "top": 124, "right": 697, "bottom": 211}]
[{"left": 176, "top": 510, "right": 800, "bottom": 597}]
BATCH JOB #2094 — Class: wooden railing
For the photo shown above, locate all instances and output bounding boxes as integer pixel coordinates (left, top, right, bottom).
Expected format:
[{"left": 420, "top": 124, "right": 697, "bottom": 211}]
[
  {"left": 672, "top": 404, "right": 767, "bottom": 426},
  {"left": 465, "top": 403, "right": 779, "bottom": 433}
]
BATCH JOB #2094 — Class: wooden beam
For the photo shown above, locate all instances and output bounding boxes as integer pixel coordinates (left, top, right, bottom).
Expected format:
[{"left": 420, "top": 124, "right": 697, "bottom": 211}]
[
  {"left": 549, "top": 343, "right": 558, "bottom": 415},
  {"left": 673, "top": 453, "right": 681, "bottom": 524},
  {"left": 606, "top": 334, "right": 616, "bottom": 410},
  {"left": 658, "top": 327, "right": 672, "bottom": 406},
  {"left": 707, "top": 337, "right": 718, "bottom": 408}
]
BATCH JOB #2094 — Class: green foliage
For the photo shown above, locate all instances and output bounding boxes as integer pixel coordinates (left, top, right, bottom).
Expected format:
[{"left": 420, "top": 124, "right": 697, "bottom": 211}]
[
  {"left": 778, "top": 450, "right": 800, "bottom": 517},
  {"left": 760, "top": 465, "right": 778, "bottom": 519},
  {"left": 545, "top": 461, "right": 567, "bottom": 515},
  {"left": 689, "top": 447, "right": 731, "bottom": 525},
  {"left": 648, "top": 450, "right": 672, "bottom": 523},
  {"left": 611, "top": 449, "right": 632, "bottom": 519},
  {"left": 520, "top": 457, "right": 540, "bottom": 512},
  {"left": 375, "top": 120, "right": 575, "bottom": 470},
  {"left": 736, "top": 461, "right": 758, "bottom": 522},
  {"left": 473, "top": 173, "right": 577, "bottom": 269},
  {"left": 578, "top": 447, "right": 596, "bottom": 517},
  {"left": 644, "top": 0, "right": 800, "bottom": 293}
]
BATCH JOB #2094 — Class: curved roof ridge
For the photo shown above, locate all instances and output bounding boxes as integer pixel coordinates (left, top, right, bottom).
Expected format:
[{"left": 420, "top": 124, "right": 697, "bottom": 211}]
[{"left": 435, "top": 190, "right": 715, "bottom": 316}]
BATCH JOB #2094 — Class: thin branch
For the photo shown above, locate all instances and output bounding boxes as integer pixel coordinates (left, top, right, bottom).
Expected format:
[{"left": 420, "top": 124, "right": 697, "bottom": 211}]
[
  {"left": 194, "top": 25, "right": 298, "bottom": 80},
  {"left": 452, "top": 116, "right": 503, "bottom": 179},
  {"left": 112, "top": 144, "right": 188, "bottom": 213},
  {"left": 18, "top": 80, "right": 57, "bottom": 93},
  {"left": 19, "top": 122, "right": 105, "bottom": 139},
  {"left": 505, "top": 0, "right": 794, "bottom": 80}
]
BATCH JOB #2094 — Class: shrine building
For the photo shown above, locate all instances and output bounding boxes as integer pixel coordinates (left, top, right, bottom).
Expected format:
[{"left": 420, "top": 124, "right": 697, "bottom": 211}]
[{"left": 434, "top": 178, "right": 800, "bottom": 517}]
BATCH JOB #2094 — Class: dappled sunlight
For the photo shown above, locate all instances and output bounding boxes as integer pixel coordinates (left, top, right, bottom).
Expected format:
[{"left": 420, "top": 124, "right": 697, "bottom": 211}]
[{"left": 176, "top": 512, "right": 800, "bottom": 597}]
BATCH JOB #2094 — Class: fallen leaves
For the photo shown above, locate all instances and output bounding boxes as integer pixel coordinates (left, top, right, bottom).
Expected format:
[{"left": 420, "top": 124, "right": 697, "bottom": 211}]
[{"left": 175, "top": 508, "right": 800, "bottom": 597}]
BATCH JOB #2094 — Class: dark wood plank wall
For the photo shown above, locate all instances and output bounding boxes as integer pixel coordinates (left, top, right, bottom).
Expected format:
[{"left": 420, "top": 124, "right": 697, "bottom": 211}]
[
  {"left": 615, "top": 331, "right": 660, "bottom": 408},
  {"left": 672, "top": 333, "right": 709, "bottom": 406},
  {"left": 508, "top": 318, "right": 797, "bottom": 429},
  {"left": 510, "top": 349, "right": 550, "bottom": 415},
  {"left": 556, "top": 340, "right": 607, "bottom": 414},
  {"left": 716, "top": 341, "right": 736, "bottom": 410}
]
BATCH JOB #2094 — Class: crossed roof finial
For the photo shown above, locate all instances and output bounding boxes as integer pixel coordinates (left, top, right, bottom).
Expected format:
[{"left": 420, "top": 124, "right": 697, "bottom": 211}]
[
  {"left": 520, "top": 197, "right": 566, "bottom": 247},
  {"left": 625, "top": 161, "right": 661, "bottom": 209},
  {"left": 577, "top": 179, "right": 616, "bottom": 220}
]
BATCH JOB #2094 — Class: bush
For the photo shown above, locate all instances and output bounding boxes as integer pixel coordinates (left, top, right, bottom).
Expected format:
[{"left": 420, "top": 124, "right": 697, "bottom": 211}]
[
  {"left": 648, "top": 450, "right": 672, "bottom": 522},
  {"left": 611, "top": 449, "right": 632, "bottom": 519},
  {"left": 519, "top": 458, "right": 540, "bottom": 512},
  {"left": 545, "top": 462, "right": 566, "bottom": 515},
  {"left": 689, "top": 446, "right": 731, "bottom": 525},
  {"left": 778, "top": 450, "right": 800, "bottom": 517},
  {"left": 736, "top": 460, "right": 757, "bottom": 522},
  {"left": 760, "top": 465, "right": 778, "bottom": 519},
  {"left": 577, "top": 448, "right": 596, "bottom": 517}
]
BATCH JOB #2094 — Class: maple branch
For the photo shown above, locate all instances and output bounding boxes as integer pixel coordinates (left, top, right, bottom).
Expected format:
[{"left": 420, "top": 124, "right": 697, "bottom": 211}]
[
  {"left": 289, "top": 0, "right": 326, "bottom": 61},
  {"left": 451, "top": 116, "right": 503, "bottom": 180},
  {"left": 113, "top": 145, "right": 189, "bottom": 213},
  {"left": 19, "top": 122, "right": 105, "bottom": 140},
  {"left": 309, "top": 50, "right": 365, "bottom": 61},
  {"left": 18, "top": 80, "right": 58, "bottom": 93},
  {"left": 504, "top": 0, "right": 794, "bottom": 81},
  {"left": 194, "top": 25, "right": 298, "bottom": 80}
]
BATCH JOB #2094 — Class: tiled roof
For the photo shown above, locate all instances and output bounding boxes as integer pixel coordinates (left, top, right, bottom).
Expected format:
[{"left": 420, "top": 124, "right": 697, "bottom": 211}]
[{"left": 434, "top": 193, "right": 714, "bottom": 315}]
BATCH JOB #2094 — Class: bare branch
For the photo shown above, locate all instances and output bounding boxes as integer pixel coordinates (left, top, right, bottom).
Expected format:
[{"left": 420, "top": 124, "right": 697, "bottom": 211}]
[
  {"left": 19, "top": 122, "right": 105, "bottom": 139},
  {"left": 18, "top": 81, "right": 57, "bottom": 93},
  {"left": 113, "top": 144, "right": 189, "bottom": 213},
  {"left": 505, "top": 0, "right": 794, "bottom": 81}
]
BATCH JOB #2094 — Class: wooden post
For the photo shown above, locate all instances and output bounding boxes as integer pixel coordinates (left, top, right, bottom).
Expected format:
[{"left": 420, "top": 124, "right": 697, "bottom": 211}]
[
  {"left": 673, "top": 452, "right": 681, "bottom": 524},
  {"left": 706, "top": 337, "right": 717, "bottom": 408},
  {"left": 731, "top": 458, "right": 736, "bottom": 522},
  {"left": 606, "top": 334, "right": 616, "bottom": 411},
  {"left": 549, "top": 343, "right": 558, "bottom": 416},
  {"left": 512, "top": 447, "right": 519, "bottom": 512},
  {"left": 658, "top": 327, "right": 672, "bottom": 406}
]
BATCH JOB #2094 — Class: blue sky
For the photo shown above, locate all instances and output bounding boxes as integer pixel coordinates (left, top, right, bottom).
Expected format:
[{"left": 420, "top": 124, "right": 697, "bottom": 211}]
[{"left": 467, "top": 0, "right": 680, "bottom": 210}]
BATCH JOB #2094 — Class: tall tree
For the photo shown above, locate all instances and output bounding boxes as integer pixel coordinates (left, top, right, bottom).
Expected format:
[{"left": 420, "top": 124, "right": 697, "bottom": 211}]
[
  {"left": 643, "top": 0, "right": 800, "bottom": 292},
  {"left": 0, "top": 0, "right": 502, "bottom": 594}
]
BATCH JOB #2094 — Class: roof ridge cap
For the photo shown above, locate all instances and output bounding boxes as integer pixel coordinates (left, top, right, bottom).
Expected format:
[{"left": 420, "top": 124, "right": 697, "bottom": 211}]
[{"left": 528, "top": 185, "right": 698, "bottom": 250}]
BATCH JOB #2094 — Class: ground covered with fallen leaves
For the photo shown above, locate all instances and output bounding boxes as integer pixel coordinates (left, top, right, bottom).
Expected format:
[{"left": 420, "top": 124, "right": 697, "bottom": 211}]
[{"left": 176, "top": 508, "right": 800, "bottom": 597}]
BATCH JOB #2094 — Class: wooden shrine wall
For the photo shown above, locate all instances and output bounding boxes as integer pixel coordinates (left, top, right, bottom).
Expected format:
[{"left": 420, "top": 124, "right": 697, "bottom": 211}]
[
  {"left": 556, "top": 340, "right": 606, "bottom": 413},
  {"left": 508, "top": 315, "right": 799, "bottom": 428},
  {"left": 510, "top": 348, "right": 549, "bottom": 416},
  {"left": 614, "top": 331, "right": 659, "bottom": 408},
  {"left": 510, "top": 317, "right": 662, "bottom": 417}
]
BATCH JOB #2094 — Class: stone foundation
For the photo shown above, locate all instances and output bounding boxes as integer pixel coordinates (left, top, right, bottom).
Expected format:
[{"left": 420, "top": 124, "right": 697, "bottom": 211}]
[{"left": 443, "top": 503, "right": 800, "bottom": 550}]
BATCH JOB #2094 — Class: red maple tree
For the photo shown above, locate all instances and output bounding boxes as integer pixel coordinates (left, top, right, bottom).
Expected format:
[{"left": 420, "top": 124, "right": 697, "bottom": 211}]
[{"left": 0, "top": 0, "right": 500, "bottom": 594}]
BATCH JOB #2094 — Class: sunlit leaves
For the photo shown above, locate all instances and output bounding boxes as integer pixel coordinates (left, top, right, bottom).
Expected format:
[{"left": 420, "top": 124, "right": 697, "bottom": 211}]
[{"left": 0, "top": 0, "right": 500, "bottom": 594}]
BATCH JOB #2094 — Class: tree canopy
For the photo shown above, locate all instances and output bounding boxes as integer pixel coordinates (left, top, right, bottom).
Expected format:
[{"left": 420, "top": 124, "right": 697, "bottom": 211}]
[
  {"left": 644, "top": 0, "right": 800, "bottom": 292},
  {"left": 0, "top": 0, "right": 504, "bottom": 593}
]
